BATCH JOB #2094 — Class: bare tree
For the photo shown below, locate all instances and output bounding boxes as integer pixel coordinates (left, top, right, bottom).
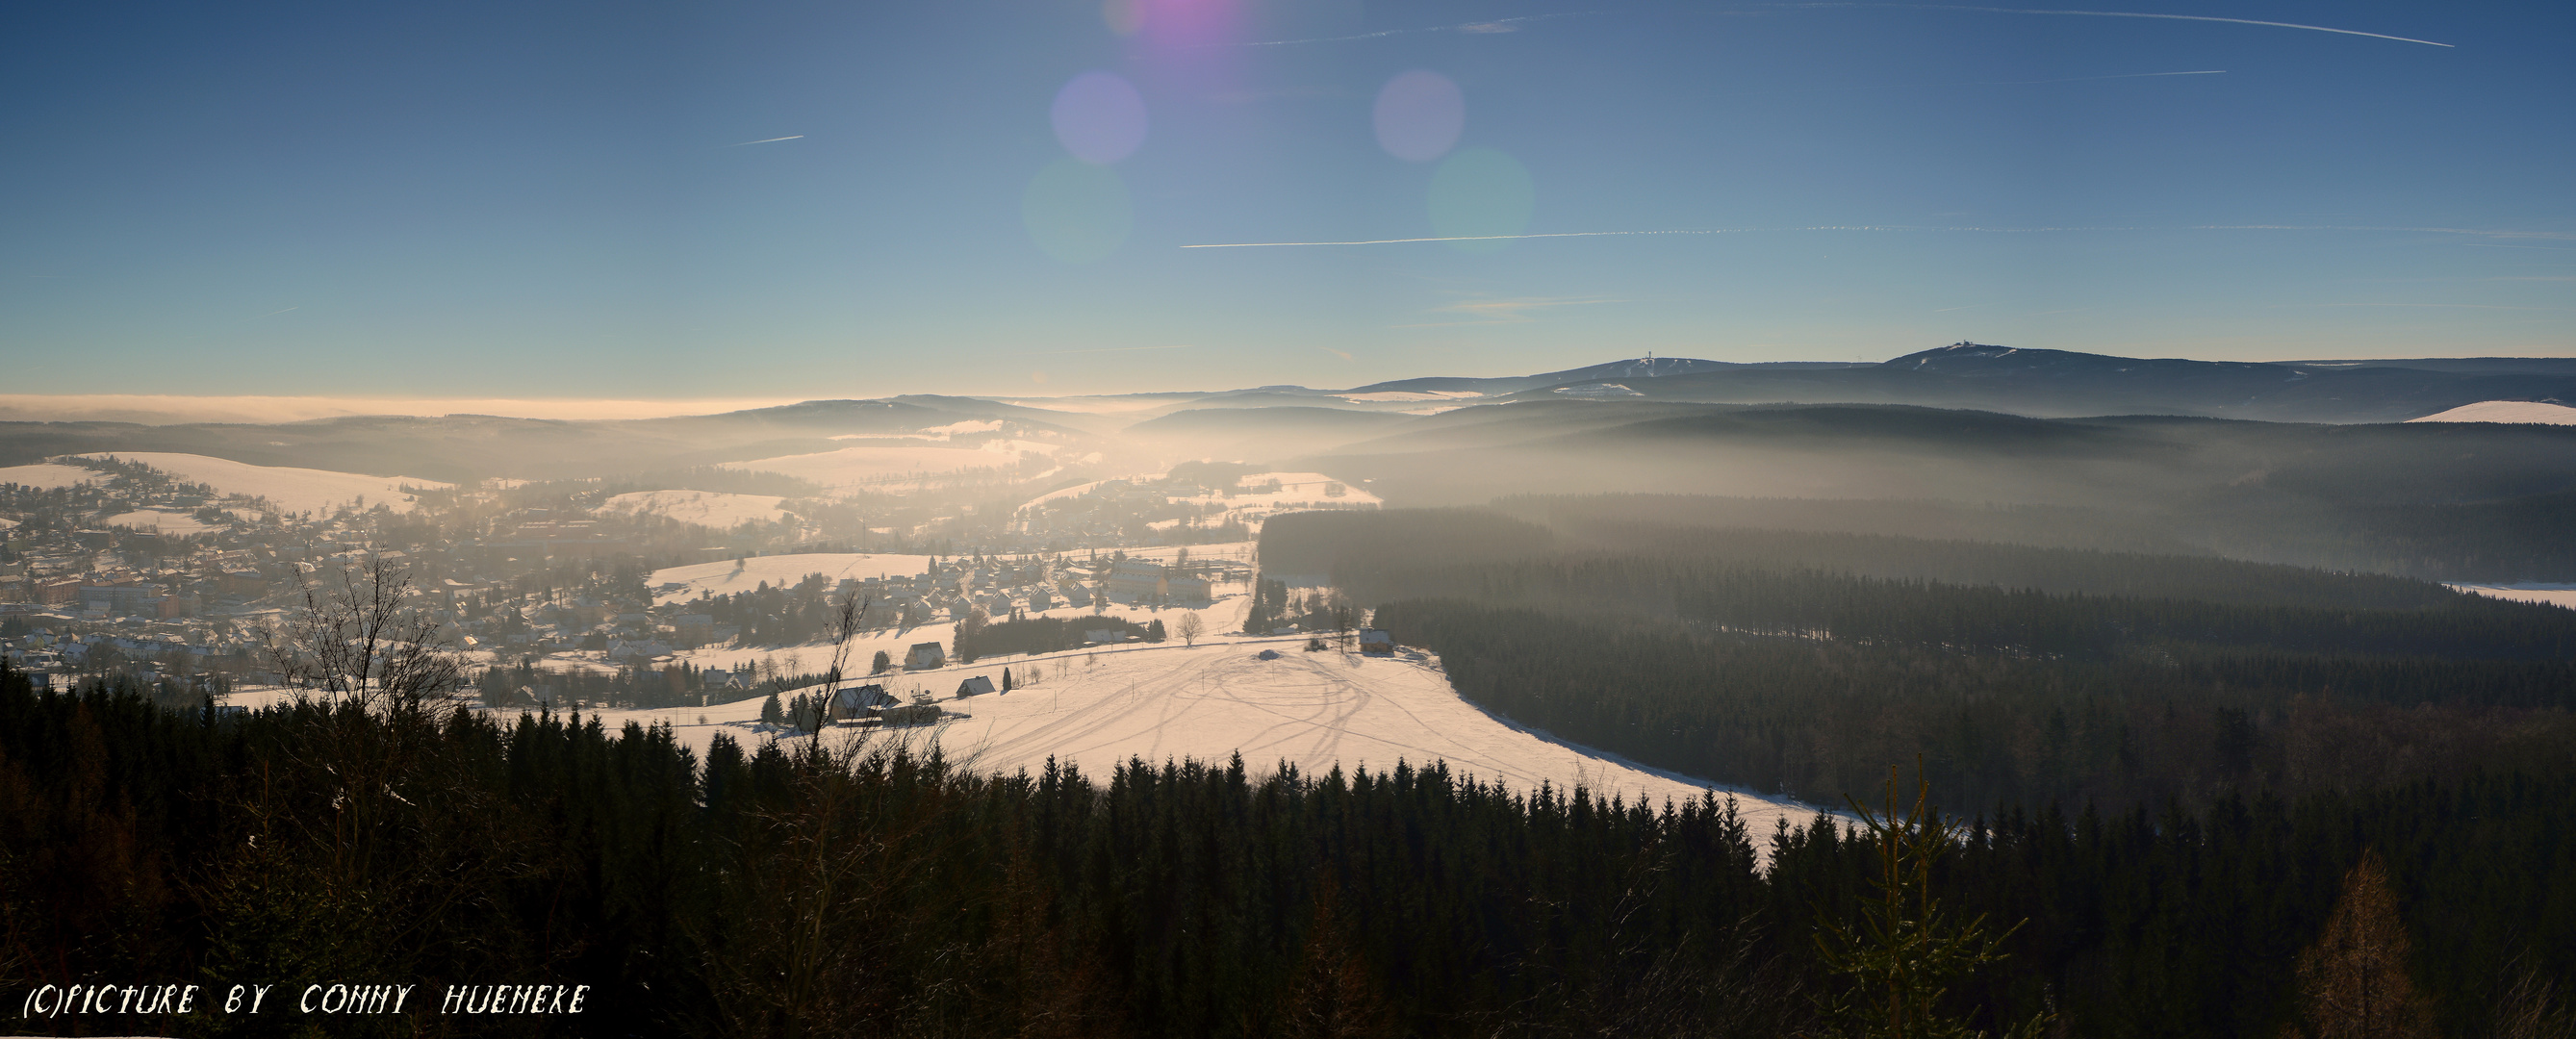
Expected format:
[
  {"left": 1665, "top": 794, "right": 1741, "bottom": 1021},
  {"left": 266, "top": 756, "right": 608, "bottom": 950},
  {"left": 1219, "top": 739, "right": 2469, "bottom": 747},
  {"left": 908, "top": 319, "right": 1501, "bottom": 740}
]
[
  {"left": 1174, "top": 611, "right": 1206, "bottom": 647},
  {"left": 257, "top": 553, "right": 460, "bottom": 712},
  {"left": 814, "top": 588, "right": 874, "bottom": 734}
]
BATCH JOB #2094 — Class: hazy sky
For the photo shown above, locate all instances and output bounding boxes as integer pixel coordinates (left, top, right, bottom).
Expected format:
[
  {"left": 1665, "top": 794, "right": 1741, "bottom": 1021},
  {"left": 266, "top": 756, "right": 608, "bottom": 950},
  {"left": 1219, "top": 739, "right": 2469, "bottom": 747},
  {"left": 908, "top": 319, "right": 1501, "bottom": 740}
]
[{"left": 4, "top": 0, "right": 2569, "bottom": 401}]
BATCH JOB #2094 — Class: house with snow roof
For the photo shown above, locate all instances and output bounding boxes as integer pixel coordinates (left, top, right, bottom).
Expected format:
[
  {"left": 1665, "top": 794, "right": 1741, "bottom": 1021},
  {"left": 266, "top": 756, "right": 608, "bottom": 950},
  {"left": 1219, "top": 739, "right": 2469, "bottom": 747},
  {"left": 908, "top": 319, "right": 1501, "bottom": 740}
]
[{"left": 830, "top": 683, "right": 898, "bottom": 721}]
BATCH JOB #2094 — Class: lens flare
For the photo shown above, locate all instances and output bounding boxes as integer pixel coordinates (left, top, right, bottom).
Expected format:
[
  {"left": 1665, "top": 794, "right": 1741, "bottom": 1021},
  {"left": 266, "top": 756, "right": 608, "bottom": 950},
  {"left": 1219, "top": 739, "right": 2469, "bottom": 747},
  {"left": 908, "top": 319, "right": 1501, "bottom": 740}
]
[
  {"left": 1139, "top": 0, "right": 1243, "bottom": 48},
  {"left": 1024, "top": 159, "right": 1134, "bottom": 264},
  {"left": 1052, "top": 72, "right": 1150, "bottom": 165},
  {"left": 1101, "top": 0, "right": 1143, "bottom": 36},
  {"left": 1427, "top": 147, "right": 1533, "bottom": 252},
  {"left": 1373, "top": 70, "right": 1464, "bottom": 163}
]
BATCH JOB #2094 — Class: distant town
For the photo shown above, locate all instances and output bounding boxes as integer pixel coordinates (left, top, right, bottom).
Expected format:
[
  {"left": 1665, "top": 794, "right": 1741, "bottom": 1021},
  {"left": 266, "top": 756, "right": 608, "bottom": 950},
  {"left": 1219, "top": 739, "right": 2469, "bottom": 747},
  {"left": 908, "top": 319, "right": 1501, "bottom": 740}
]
[{"left": 0, "top": 453, "right": 1368, "bottom": 707}]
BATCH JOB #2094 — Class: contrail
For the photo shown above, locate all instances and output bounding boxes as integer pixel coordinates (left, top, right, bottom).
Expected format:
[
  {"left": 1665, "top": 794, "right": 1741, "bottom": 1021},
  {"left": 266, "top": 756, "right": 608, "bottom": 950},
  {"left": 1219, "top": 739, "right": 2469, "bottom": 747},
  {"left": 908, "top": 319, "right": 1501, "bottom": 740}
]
[
  {"left": 2190, "top": 224, "right": 2576, "bottom": 240},
  {"left": 1975, "top": 69, "right": 2225, "bottom": 85},
  {"left": 1184, "top": 224, "right": 2575, "bottom": 248},
  {"left": 1184, "top": 230, "right": 1736, "bottom": 247},
  {"left": 725, "top": 135, "right": 805, "bottom": 147},
  {"left": 1242, "top": 12, "right": 1586, "bottom": 46},
  {"left": 2279, "top": 303, "right": 2554, "bottom": 310},
  {"left": 1791, "top": 4, "right": 2452, "bottom": 47}
]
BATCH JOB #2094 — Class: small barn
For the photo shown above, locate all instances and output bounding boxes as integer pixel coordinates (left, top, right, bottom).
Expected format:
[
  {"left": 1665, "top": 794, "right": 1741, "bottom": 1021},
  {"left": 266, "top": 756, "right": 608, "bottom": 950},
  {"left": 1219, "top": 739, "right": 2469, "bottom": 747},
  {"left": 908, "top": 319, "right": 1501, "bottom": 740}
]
[
  {"left": 1358, "top": 629, "right": 1395, "bottom": 655},
  {"left": 956, "top": 675, "right": 996, "bottom": 698},
  {"left": 905, "top": 642, "right": 947, "bottom": 670}
]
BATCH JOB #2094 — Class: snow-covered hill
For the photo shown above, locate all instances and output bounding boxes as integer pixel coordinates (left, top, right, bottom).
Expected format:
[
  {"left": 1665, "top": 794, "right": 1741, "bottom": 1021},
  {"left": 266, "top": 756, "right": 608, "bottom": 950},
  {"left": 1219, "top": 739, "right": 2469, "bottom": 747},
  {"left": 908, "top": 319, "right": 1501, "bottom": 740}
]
[
  {"left": 0, "top": 463, "right": 104, "bottom": 489},
  {"left": 2408, "top": 400, "right": 2576, "bottom": 425},
  {"left": 602, "top": 490, "right": 791, "bottom": 529},
  {"left": 649, "top": 552, "right": 936, "bottom": 605},
  {"left": 71, "top": 452, "right": 449, "bottom": 515},
  {"left": 101, "top": 508, "right": 221, "bottom": 534},
  {"left": 2450, "top": 583, "right": 2576, "bottom": 610},
  {"left": 577, "top": 635, "right": 1825, "bottom": 838}
]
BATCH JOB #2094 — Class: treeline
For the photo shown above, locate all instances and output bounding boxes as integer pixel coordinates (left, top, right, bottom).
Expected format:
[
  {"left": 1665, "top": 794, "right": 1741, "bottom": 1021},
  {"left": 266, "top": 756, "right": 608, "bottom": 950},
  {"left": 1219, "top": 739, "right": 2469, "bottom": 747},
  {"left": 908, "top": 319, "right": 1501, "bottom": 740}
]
[
  {"left": 2228, "top": 487, "right": 2576, "bottom": 582},
  {"left": 1259, "top": 504, "right": 2576, "bottom": 814},
  {"left": 1493, "top": 493, "right": 2211, "bottom": 556},
  {"left": 1351, "top": 556, "right": 2576, "bottom": 661},
  {"left": 476, "top": 658, "right": 734, "bottom": 711},
  {"left": 5, "top": 672, "right": 2573, "bottom": 1037},
  {"left": 1283, "top": 506, "right": 2480, "bottom": 612},
  {"left": 1253, "top": 508, "right": 1555, "bottom": 578},
  {"left": 1375, "top": 598, "right": 2576, "bottom": 812},
  {"left": 1492, "top": 488, "right": 2576, "bottom": 583},
  {"left": 954, "top": 614, "right": 1155, "bottom": 660}
]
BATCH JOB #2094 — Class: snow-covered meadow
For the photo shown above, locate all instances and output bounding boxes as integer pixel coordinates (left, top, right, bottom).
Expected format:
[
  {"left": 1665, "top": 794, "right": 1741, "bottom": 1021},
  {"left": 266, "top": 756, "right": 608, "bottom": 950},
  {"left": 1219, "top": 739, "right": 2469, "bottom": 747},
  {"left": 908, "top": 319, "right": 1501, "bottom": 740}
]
[
  {"left": 101, "top": 508, "right": 222, "bottom": 534},
  {"left": 2450, "top": 583, "right": 2576, "bottom": 610},
  {"left": 71, "top": 452, "right": 449, "bottom": 514},
  {"left": 2409, "top": 400, "right": 2576, "bottom": 425},
  {"left": 602, "top": 489, "right": 792, "bottom": 529},
  {"left": 649, "top": 552, "right": 936, "bottom": 606},
  {"left": 0, "top": 462, "right": 104, "bottom": 489},
  {"left": 574, "top": 634, "right": 1825, "bottom": 836}
]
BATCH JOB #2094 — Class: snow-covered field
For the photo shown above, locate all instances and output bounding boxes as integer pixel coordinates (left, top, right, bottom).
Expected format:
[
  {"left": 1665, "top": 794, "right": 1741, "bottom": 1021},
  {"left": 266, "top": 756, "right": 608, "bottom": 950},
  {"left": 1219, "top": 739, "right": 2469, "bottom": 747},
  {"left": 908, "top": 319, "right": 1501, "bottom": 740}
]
[
  {"left": 2451, "top": 583, "right": 2576, "bottom": 610},
  {"left": 602, "top": 490, "right": 791, "bottom": 529},
  {"left": 579, "top": 635, "right": 1824, "bottom": 837},
  {"left": 2410, "top": 400, "right": 2576, "bottom": 425},
  {"left": 71, "top": 452, "right": 449, "bottom": 515},
  {"left": 1207, "top": 471, "right": 1380, "bottom": 509},
  {"left": 724, "top": 443, "right": 1031, "bottom": 492},
  {"left": 0, "top": 463, "right": 104, "bottom": 489},
  {"left": 1021, "top": 471, "right": 1378, "bottom": 514},
  {"left": 649, "top": 552, "right": 935, "bottom": 605},
  {"left": 661, "top": 594, "right": 1242, "bottom": 676},
  {"left": 101, "top": 508, "right": 221, "bottom": 534}
]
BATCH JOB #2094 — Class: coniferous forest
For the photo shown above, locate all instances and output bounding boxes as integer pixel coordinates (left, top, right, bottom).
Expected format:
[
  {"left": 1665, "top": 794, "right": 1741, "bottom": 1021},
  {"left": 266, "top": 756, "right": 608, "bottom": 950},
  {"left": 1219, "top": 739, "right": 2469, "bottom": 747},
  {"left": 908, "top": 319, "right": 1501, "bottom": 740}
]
[{"left": 6, "top": 665, "right": 2575, "bottom": 1039}]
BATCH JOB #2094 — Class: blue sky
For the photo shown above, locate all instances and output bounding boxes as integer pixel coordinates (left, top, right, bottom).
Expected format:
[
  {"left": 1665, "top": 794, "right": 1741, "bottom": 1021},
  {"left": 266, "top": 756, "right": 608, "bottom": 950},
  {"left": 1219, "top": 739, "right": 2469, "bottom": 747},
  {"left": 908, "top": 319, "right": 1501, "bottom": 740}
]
[{"left": 2, "top": 0, "right": 2568, "bottom": 400}]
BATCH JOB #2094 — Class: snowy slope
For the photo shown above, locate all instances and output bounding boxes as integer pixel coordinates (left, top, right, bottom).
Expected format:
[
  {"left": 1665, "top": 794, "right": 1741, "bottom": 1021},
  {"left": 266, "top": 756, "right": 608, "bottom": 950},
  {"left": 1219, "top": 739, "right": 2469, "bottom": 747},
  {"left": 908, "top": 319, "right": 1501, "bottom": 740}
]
[
  {"left": 102, "top": 508, "right": 221, "bottom": 534},
  {"left": 72, "top": 452, "right": 450, "bottom": 514},
  {"left": 2450, "top": 583, "right": 2576, "bottom": 610},
  {"left": 1021, "top": 471, "right": 1378, "bottom": 516},
  {"left": 724, "top": 443, "right": 1024, "bottom": 492},
  {"left": 0, "top": 463, "right": 104, "bottom": 489},
  {"left": 579, "top": 636, "right": 1825, "bottom": 837},
  {"left": 1212, "top": 471, "right": 1381, "bottom": 509},
  {"left": 602, "top": 490, "right": 790, "bottom": 529},
  {"left": 649, "top": 552, "right": 935, "bottom": 605},
  {"left": 2408, "top": 400, "right": 2576, "bottom": 425}
]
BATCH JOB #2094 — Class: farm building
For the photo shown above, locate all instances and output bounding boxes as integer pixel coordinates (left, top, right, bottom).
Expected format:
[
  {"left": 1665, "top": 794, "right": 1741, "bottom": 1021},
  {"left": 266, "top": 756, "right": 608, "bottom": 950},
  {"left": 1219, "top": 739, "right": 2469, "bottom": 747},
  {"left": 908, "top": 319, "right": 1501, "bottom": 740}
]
[
  {"left": 830, "top": 683, "right": 898, "bottom": 721},
  {"left": 905, "top": 642, "right": 947, "bottom": 670}
]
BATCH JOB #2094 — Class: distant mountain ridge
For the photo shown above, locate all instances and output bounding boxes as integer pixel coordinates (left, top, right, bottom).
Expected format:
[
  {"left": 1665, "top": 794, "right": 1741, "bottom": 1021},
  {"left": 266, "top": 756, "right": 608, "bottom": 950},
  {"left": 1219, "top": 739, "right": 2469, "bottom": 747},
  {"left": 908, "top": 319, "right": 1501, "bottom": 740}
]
[
  {"left": 1345, "top": 356, "right": 1867, "bottom": 397},
  {"left": 1475, "top": 342, "right": 2576, "bottom": 423},
  {"left": 5, "top": 344, "right": 2568, "bottom": 481}
]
